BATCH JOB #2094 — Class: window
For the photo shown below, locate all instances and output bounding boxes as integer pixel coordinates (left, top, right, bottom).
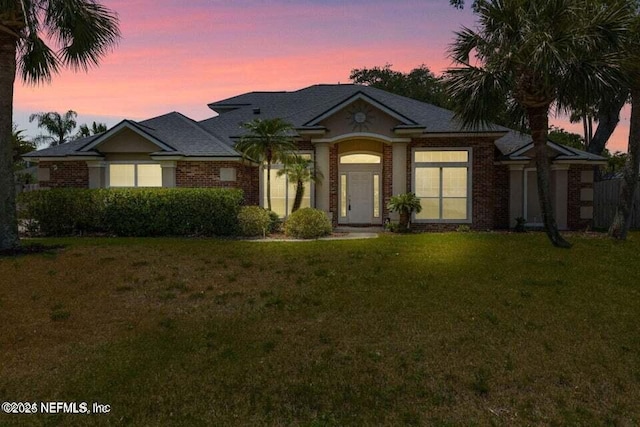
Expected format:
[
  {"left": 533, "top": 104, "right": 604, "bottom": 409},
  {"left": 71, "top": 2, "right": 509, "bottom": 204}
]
[
  {"left": 263, "top": 154, "right": 312, "bottom": 217},
  {"left": 340, "top": 174, "right": 347, "bottom": 218},
  {"left": 414, "top": 149, "right": 471, "bottom": 221},
  {"left": 373, "top": 173, "right": 380, "bottom": 218},
  {"left": 340, "top": 153, "right": 381, "bottom": 164},
  {"left": 109, "top": 163, "right": 162, "bottom": 188}
]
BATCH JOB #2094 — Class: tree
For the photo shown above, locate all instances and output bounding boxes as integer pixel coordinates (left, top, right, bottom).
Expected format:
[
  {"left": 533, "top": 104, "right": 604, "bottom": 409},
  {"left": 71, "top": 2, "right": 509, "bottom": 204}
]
[
  {"left": 277, "top": 155, "right": 323, "bottom": 213},
  {"left": 603, "top": 150, "right": 627, "bottom": 175},
  {"left": 450, "top": 0, "right": 629, "bottom": 161},
  {"left": 0, "top": 1, "right": 120, "bottom": 250},
  {"left": 587, "top": 89, "right": 629, "bottom": 157},
  {"left": 548, "top": 126, "right": 584, "bottom": 151},
  {"left": 235, "top": 118, "right": 297, "bottom": 212},
  {"left": 350, "top": 64, "right": 450, "bottom": 108},
  {"left": 11, "top": 124, "right": 36, "bottom": 167},
  {"left": 29, "top": 110, "right": 78, "bottom": 146},
  {"left": 608, "top": 5, "right": 640, "bottom": 240},
  {"left": 75, "top": 121, "right": 108, "bottom": 139},
  {"left": 445, "top": 0, "right": 630, "bottom": 248}
]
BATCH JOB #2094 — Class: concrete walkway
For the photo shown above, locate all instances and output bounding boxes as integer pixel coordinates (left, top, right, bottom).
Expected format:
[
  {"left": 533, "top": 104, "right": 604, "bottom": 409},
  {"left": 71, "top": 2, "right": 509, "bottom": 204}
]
[{"left": 246, "top": 227, "right": 382, "bottom": 242}]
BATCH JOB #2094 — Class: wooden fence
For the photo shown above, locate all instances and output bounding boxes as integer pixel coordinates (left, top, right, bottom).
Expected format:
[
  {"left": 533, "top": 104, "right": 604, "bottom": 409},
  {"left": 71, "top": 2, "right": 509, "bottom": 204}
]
[{"left": 593, "top": 179, "right": 640, "bottom": 229}]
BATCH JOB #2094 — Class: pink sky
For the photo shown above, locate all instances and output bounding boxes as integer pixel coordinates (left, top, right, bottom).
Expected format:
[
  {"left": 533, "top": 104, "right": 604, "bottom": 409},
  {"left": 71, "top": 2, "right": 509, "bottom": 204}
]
[{"left": 13, "top": 0, "right": 630, "bottom": 152}]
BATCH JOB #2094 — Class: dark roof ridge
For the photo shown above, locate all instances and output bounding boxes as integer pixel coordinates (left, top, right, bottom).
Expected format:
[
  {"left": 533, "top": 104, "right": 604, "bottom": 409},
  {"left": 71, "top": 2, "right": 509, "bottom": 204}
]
[{"left": 170, "top": 111, "right": 238, "bottom": 155}]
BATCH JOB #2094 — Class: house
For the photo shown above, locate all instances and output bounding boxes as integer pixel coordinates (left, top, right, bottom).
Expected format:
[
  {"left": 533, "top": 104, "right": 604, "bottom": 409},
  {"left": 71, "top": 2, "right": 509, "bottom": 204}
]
[{"left": 24, "top": 84, "right": 604, "bottom": 230}]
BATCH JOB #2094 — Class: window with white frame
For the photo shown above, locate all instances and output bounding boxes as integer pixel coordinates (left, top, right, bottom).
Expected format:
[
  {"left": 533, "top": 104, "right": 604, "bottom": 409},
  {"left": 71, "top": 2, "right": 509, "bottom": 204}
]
[
  {"left": 108, "top": 163, "right": 162, "bottom": 188},
  {"left": 263, "top": 154, "right": 312, "bottom": 217},
  {"left": 413, "top": 149, "right": 471, "bottom": 221}
]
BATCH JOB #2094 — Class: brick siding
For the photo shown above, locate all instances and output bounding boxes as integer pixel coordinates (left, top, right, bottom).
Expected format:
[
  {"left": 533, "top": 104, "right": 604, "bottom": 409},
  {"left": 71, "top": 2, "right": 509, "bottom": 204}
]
[
  {"left": 176, "top": 161, "right": 259, "bottom": 205},
  {"left": 328, "top": 144, "right": 339, "bottom": 225},
  {"left": 382, "top": 144, "right": 393, "bottom": 221},
  {"left": 408, "top": 137, "right": 504, "bottom": 231},
  {"left": 38, "top": 161, "right": 89, "bottom": 188}
]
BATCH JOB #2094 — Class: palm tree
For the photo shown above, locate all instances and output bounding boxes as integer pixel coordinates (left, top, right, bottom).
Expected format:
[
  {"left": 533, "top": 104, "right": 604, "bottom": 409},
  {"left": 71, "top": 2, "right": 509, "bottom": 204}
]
[
  {"left": 0, "top": 1, "right": 120, "bottom": 250},
  {"left": 235, "top": 118, "right": 297, "bottom": 212},
  {"left": 75, "top": 121, "right": 108, "bottom": 139},
  {"left": 277, "top": 155, "right": 323, "bottom": 213},
  {"left": 609, "top": 7, "right": 640, "bottom": 240},
  {"left": 387, "top": 193, "right": 422, "bottom": 232},
  {"left": 445, "top": 0, "right": 631, "bottom": 248},
  {"left": 29, "top": 110, "right": 78, "bottom": 146}
]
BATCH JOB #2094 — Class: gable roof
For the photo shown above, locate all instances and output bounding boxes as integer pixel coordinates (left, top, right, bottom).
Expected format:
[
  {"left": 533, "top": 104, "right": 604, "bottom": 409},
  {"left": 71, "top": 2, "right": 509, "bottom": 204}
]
[
  {"left": 25, "top": 112, "right": 238, "bottom": 159},
  {"left": 79, "top": 119, "right": 176, "bottom": 152},
  {"left": 495, "top": 130, "right": 606, "bottom": 162}
]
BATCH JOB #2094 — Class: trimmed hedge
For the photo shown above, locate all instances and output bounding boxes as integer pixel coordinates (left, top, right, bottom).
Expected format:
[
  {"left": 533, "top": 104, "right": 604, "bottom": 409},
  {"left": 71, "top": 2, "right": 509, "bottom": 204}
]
[
  {"left": 284, "top": 208, "right": 332, "bottom": 239},
  {"left": 19, "top": 188, "right": 243, "bottom": 237}
]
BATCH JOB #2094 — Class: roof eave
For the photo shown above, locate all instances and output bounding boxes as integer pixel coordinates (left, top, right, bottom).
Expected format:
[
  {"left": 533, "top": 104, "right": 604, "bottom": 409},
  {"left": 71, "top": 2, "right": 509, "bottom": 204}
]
[
  {"left": 26, "top": 155, "right": 105, "bottom": 162},
  {"left": 421, "top": 131, "right": 509, "bottom": 138}
]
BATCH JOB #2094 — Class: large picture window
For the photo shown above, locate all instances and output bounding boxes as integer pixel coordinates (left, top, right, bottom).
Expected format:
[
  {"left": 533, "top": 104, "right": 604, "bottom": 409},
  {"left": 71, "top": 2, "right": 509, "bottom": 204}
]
[
  {"left": 263, "top": 154, "right": 312, "bottom": 217},
  {"left": 413, "top": 149, "right": 471, "bottom": 222},
  {"left": 109, "top": 163, "right": 162, "bottom": 188}
]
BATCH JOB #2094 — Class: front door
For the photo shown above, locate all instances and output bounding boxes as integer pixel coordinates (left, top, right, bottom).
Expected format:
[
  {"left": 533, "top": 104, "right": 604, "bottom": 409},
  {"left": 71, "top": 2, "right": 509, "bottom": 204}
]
[{"left": 348, "top": 171, "right": 373, "bottom": 224}]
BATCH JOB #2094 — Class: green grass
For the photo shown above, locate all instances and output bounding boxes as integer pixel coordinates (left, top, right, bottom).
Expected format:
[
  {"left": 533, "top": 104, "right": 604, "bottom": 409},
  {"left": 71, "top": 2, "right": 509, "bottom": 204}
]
[{"left": 1, "top": 232, "right": 640, "bottom": 425}]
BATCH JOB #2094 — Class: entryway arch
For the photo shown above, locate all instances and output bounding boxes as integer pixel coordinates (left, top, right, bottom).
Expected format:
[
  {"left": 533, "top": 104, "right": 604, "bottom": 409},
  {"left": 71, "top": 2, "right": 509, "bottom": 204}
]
[{"left": 337, "top": 140, "right": 384, "bottom": 225}]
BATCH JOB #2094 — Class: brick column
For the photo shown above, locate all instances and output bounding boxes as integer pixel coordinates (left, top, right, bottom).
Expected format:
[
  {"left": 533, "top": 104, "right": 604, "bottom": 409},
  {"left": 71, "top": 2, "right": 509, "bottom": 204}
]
[{"left": 314, "top": 142, "right": 331, "bottom": 215}]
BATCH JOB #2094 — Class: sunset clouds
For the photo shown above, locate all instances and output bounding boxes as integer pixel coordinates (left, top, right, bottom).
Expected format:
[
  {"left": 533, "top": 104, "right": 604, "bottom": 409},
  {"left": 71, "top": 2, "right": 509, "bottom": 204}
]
[{"left": 13, "top": 0, "right": 629, "bottom": 151}]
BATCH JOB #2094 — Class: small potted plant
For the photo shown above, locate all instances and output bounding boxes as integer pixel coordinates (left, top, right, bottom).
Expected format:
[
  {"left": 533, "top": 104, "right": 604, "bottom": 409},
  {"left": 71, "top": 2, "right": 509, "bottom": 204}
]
[{"left": 387, "top": 193, "right": 422, "bottom": 232}]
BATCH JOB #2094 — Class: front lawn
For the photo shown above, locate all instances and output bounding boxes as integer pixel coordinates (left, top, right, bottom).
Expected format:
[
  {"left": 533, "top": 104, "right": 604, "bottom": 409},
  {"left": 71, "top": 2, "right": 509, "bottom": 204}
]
[{"left": 1, "top": 233, "right": 639, "bottom": 425}]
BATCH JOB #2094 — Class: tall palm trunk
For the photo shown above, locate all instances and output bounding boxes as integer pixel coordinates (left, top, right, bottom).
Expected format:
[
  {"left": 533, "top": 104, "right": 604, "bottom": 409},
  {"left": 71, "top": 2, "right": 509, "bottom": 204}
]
[
  {"left": 609, "top": 87, "right": 640, "bottom": 240},
  {"left": 265, "top": 149, "right": 272, "bottom": 212},
  {"left": 528, "top": 105, "right": 572, "bottom": 248},
  {"left": 266, "top": 161, "right": 272, "bottom": 212},
  {"left": 292, "top": 180, "right": 305, "bottom": 213},
  {"left": 0, "top": 32, "right": 19, "bottom": 249}
]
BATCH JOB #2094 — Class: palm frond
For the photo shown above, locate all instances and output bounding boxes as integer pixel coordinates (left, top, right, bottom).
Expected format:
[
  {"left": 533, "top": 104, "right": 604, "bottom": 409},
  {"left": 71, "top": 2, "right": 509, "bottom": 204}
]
[
  {"left": 12, "top": 0, "right": 120, "bottom": 83},
  {"left": 235, "top": 118, "right": 297, "bottom": 163},
  {"left": 46, "top": 0, "right": 120, "bottom": 71},
  {"left": 444, "top": 65, "right": 511, "bottom": 128},
  {"left": 18, "top": 35, "right": 59, "bottom": 83},
  {"left": 448, "top": 27, "right": 482, "bottom": 64}
]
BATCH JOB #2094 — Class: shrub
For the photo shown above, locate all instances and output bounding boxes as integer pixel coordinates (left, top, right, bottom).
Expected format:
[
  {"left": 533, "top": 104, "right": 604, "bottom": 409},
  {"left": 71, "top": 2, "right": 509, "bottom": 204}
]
[
  {"left": 238, "top": 206, "right": 272, "bottom": 237},
  {"left": 267, "top": 210, "right": 281, "bottom": 233},
  {"left": 19, "top": 188, "right": 243, "bottom": 237},
  {"left": 514, "top": 217, "right": 527, "bottom": 233},
  {"left": 456, "top": 225, "right": 471, "bottom": 233},
  {"left": 384, "top": 221, "right": 400, "bottom": 233},
  {"left": 18, "top": 189, "right": 102, "bottom": 235},
  {"left": 387, "top": 193, "right": 422, "bottom": 232},
  {"left": 284, "top": 208, "right": 332, "bottom": 239}
]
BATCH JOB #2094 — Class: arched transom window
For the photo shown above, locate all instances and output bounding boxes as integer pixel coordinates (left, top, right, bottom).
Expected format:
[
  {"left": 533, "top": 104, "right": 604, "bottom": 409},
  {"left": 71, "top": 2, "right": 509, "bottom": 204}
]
[{"left": 339, "top": 153, "right": 381, "bottom": 164}]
